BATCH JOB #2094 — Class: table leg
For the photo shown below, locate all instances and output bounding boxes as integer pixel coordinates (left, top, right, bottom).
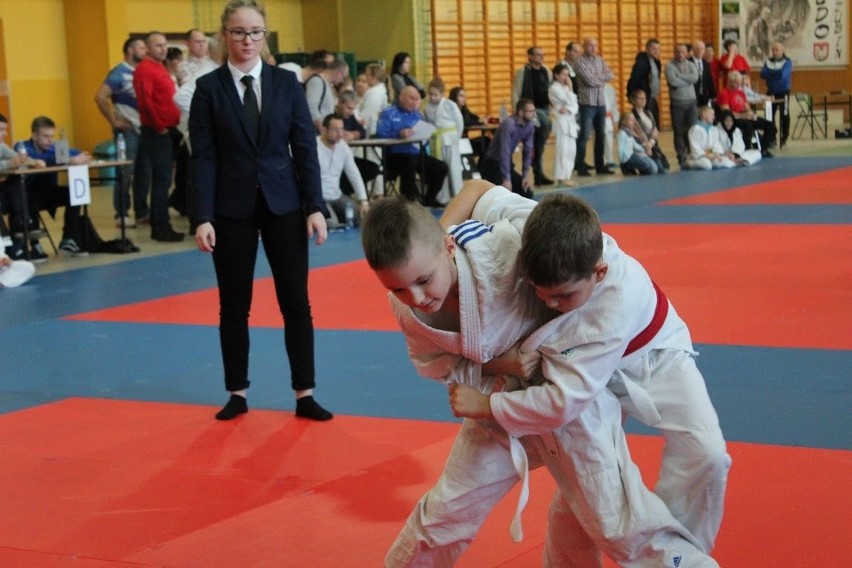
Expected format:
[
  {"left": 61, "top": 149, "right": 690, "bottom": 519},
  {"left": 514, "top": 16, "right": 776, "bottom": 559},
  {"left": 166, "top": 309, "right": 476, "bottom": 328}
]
[{"left": 18, "top": 175, "right": 31, "bottom": 260}]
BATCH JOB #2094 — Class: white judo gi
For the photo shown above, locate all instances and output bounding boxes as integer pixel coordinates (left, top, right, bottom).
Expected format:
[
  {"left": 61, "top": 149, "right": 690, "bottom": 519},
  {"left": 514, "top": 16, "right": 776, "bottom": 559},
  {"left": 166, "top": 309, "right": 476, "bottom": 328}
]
[
  {"left": 683, "top": 124, "right": 736, "bottom": 170},
  {"left": 716, "top": 124, "right": 762, "bottom": 166},
  {"left": 548, "top": 82, "right": 580, "bottom": 182},
  {"left": 424, "top": 97, "right": 465, "bottom": 202},
  {"left": 385, "top": 188, "right": 719, "bottom": 567}
]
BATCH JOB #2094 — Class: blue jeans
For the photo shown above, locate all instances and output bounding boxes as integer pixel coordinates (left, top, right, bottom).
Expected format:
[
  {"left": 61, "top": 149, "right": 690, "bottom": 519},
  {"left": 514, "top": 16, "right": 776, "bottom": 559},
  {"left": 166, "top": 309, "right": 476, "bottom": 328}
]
[
  {"left": 622, "top": 152, "right": 659, "bottom": 175},
  {"left": 576, "top": 104, "right": 606, "bottom": 171},
  {"left": 112, "top": 128, "right": 140, "bottom": 218}
]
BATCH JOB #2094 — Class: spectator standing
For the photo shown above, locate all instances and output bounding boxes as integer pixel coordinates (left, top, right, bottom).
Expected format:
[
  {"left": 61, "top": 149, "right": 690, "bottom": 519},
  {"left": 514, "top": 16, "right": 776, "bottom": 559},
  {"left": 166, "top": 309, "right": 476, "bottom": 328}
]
[
  {"left": 423, "top": 77, "right": 465, "bottom": 200},
  {"left": 691, "top": 40, "right": 717, "bottom": 107},
  {"left": 760, "top": 42, "right": 792, "bottom": 147},
  {"left": 305, "top": 59, "right": 349, "bottom": 133},
  {"left": 718, "top": 39, "right": 749, "bottom": 93},
  {"left": 511, "top": 46, "right": 554, "bottom": 186},
  {"left": 665, "top": 43, "right": 700, "bottom": 167},
  {"left": 94, "top": 37, "right": 147, "bottom": 227},
  {"left": 190, "top": 0, "right": 333, "bottom": 422},
  {"left": 180, "top": 29, "right": 217, "bottom": 86},
  {"left": 626, "top": 39, "right": 662, "bottom": 125},
  {"left": 573, "top": 38, "right": 616, "bottom": 176},
  {"left": 390, "top": 52, "right": 426, "bottom": 102},
  {"left": 134, "top": 31, "right": 183, "bottom": 241}
]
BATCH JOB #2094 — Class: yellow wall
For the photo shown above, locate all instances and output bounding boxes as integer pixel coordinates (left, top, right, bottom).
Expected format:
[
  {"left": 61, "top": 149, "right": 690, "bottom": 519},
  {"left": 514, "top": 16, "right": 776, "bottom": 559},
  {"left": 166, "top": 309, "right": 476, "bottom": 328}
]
[
  {"left": 0, "top": 0, "right": 74, "bottom": 144},
  {"left": 0, "top": 0, "right": 848, "bottom": 151}
]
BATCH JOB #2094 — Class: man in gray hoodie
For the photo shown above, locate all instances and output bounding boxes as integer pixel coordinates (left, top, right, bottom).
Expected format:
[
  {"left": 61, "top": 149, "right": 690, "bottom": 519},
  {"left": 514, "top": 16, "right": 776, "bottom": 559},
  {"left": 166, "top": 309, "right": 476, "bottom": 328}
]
[{"left": 665, "top": 44, "right": 700, "bottom": 167}]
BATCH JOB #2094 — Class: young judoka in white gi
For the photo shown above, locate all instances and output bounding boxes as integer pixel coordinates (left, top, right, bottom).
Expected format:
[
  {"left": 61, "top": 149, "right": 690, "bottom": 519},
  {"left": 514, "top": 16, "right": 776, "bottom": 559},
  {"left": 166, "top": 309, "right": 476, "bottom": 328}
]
[
  {"left": 361, "top": 188, "right": 719, "bottom": 568},
  {"left": 548, "top": 63, "right": 580, "bottom": 188},
  {"left": 446, "top": 182, "right": 731, "bottom": 556},
  {"left": 423, "top": 77, "right": 465, "bottom": 202},
  {"left": 683, "top": 106, "right": 736, "bottom": 170}
]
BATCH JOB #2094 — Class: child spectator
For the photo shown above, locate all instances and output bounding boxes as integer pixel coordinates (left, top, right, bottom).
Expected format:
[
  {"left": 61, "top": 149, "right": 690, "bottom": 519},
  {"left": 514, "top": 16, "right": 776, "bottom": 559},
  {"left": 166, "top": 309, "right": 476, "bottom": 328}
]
[
  {"left": 361, "top": 189, "right": 719, "bottom": 567},
  {"left": 684, "top": 106, "right": 736, "bottom": 170},
  {"left": 617, "top": 114, "right": 659, "bottom": 175},
  {"left": 716, "top": 110, "right": 762, "bottom": 166},
  {"left": 423, "top": 77, "right": 464, "bottom": 200},
  {"left": 548, "top": 63, "right": 580, "bottom": 187}
]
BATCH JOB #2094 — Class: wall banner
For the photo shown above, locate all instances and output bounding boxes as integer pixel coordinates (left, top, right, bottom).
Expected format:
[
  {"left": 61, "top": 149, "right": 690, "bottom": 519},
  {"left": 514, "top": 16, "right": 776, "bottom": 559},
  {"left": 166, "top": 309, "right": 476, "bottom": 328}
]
[{"left": 720, "top": 0, "right": 849, "bottom": 68}]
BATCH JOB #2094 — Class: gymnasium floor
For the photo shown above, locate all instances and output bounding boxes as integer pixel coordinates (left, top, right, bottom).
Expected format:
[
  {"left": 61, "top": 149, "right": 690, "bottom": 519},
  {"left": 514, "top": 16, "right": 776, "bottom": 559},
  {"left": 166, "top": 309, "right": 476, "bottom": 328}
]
[{"left": 1, "top": 136, "right": 850, "bottom": 566}]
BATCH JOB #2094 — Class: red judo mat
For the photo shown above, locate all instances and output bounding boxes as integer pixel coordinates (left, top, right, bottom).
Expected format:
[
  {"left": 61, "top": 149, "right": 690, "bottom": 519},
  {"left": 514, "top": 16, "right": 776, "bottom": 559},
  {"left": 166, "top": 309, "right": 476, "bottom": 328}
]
[
  {"left": 664, "top": 165, "right": 852, "bottom": 205},
  {"left": 0, "top": 398, "right": 849, "bottom": 567},
  {"left": 69, "top": 224, "right": 852, "bottom": 350}
]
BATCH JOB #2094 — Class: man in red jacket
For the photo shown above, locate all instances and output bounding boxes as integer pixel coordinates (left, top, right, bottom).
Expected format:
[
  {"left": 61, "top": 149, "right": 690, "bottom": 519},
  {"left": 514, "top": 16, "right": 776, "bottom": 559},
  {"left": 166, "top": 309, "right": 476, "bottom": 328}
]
[{"left": 133, "top": 31, "right": 184, "bottom": 241}]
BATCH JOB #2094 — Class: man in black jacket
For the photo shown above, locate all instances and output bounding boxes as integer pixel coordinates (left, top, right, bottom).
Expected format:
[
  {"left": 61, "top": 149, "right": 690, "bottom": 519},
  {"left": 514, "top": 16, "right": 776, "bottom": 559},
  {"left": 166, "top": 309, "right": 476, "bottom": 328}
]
[
  {"left": 691, "top": 40, "right": 717, "bottom": 107},
  {"left": 626, "top": 39, "right": 661, "bottom": 126}
]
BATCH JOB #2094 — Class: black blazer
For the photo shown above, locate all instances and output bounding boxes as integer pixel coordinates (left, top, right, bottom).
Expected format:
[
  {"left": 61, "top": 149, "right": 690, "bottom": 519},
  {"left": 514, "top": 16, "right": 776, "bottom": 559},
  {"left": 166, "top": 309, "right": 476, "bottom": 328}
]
[
  {"left": 189, "top": 62, "right": 326, "bottom": 224},
  {"left": 626, "top": 52, "right": 661, "bottom": 99},
  {"left": 690, "top": 56, "right": 717, "bottom": 106}
]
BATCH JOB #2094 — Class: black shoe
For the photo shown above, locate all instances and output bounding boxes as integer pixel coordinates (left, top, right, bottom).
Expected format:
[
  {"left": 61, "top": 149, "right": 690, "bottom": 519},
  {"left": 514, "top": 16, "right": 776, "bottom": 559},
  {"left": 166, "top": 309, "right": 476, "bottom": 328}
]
[
  {"left": 576, "top": 169, "right": 592, "bottom": 177},
  {"left": 583, "top": 163, "right": 594, "bottom": 170},
  {"left": 151, "top": 227, "right": 185, "bottom": 242},
  {"left": 535, "top": 176, "right": 554, "bottom": 186},
  {"left": 596, "top": 168, "right": 617, "bottom": 175}
]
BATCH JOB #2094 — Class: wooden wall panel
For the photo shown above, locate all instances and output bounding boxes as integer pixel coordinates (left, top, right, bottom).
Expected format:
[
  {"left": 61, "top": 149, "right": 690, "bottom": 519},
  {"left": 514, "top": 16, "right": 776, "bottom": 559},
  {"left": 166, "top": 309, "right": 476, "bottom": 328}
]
[{"left": 430, "top": 0, "right": 716, "bottom": 128}]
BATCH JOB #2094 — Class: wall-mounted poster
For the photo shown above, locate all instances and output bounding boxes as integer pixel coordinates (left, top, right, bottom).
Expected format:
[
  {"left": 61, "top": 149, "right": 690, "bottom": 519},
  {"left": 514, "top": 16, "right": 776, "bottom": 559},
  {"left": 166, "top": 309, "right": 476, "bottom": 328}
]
[{"left": 720, "top": 0, "right": 849, "bottom": 68}]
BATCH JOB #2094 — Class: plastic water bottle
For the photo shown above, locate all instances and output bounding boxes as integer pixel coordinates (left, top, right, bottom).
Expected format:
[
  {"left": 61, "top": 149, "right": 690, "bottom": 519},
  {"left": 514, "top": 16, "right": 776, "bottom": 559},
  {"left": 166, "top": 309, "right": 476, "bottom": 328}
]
[
  {"left": 344, "top": 200, "right": 355, "bottom": 229},
  {"left": 116, "top": 132, "right": 127, "bottom": 161}
]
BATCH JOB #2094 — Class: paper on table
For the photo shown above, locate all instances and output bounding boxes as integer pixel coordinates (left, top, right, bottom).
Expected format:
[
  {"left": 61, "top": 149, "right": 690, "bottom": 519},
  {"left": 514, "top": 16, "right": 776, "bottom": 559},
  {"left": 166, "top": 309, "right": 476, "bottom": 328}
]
[{"left": 411, "top": 120, "right": 437, "bottom": 139}]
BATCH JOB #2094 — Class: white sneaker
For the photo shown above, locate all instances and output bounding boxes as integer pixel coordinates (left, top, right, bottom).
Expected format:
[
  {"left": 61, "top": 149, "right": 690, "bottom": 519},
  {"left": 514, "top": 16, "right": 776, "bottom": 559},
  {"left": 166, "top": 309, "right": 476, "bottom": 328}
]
[{"left": 59, "top": 239, "right": 89, "bottom": 257}]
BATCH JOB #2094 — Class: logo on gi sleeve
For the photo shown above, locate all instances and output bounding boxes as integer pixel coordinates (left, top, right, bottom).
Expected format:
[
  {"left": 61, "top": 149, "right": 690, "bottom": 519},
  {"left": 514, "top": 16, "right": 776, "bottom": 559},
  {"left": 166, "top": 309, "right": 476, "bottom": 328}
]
[{"left": 671, "top": 554, "right": 682, "bottom": 567}]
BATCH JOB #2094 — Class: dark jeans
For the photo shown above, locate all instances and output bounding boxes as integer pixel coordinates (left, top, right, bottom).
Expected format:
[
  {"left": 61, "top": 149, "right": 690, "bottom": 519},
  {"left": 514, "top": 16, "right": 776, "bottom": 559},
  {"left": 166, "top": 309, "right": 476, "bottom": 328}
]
[
  {"left": 478, "top": 157, "right": 532, "bottom": 198},
  {"left": 576, "top": 104, "right": 607, "bottom": 171},
  {"left": 6, "top": 178, "right": 81, "bottom": 242},
  {"left": 212, "top": 195, "right": 316, "bottom": 393},
  {"left": 768, "top": 91, "right": 790, "bottom": 144},
  {"left": 533, "top": 107, "right": 552, "bottom": 180},
  {"left": 135, "top": 126, "right": 173, "bottom": 229},
  {"left": 112, "top": 128, "right": 140, "bottom": 218},
  {"left": 340, "top": 157, "right": 379, "bottom": 197},
  {"left": 386, "top": 151, "right": 448, "bottom": 203}
]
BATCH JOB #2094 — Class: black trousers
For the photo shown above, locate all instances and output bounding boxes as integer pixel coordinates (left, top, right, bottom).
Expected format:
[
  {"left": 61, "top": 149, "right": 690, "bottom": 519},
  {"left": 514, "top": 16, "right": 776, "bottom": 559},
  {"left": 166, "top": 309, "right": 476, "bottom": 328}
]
[
  {"left": 340, "top": 157, "right": 379, "bottom": 196},
  {"left": 212, "top": 193, "right": 316, "bottom": 393},
  {"left": 6, "top": 178, "right": 81, "bottom": 242},
  {"left": 768, "top": 91, "right": 790, "bottom": 144},
  {"left": 386, "top": 151, "right": 448, "bottom": 202}
]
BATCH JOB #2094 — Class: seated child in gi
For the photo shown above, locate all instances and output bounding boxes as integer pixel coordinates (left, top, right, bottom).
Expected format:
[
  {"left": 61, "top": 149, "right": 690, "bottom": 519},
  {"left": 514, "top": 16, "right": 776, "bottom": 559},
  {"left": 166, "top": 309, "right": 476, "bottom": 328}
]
[{"left": 683, "top": 106, "right": 736, "bottom": 170}]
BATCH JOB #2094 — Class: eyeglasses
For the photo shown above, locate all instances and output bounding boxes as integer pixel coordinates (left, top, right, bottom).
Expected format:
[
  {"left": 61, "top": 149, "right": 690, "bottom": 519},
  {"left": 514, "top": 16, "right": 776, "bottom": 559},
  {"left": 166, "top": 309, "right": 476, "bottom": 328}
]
[{"left": 225, "top": 28, "right": 266, "bottom": 42}]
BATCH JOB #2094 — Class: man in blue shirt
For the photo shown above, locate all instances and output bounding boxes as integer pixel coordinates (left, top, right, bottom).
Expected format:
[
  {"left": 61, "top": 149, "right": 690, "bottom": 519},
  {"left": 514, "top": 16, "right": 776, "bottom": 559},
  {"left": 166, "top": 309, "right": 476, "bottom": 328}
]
[
  {"left": 375, "top": 86, "right": 448, "bottom": 207},
  {"left": 10, "top": 116, "right": 92, "bottom": 261},
  {"left": 760, "top": 42, "right": 792, "bottom": 147}
]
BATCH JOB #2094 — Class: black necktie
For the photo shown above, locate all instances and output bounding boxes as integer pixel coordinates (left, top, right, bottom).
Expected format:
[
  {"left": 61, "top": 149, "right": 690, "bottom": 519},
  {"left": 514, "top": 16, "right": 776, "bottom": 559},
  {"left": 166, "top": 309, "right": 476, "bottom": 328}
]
[{"left": 241, "top": 75, "right": 259, "bottom": 141}]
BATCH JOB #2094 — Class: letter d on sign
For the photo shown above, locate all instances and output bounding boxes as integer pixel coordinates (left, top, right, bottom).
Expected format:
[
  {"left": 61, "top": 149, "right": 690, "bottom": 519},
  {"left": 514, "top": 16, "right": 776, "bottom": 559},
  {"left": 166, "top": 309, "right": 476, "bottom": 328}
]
[{"left": 68, "top": 165, "right": 91, "bottom": 206}]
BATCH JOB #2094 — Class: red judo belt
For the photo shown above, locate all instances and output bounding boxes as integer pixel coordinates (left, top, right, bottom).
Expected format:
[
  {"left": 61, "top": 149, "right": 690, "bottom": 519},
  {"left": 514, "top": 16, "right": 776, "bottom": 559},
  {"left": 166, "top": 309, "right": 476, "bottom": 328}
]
[{"left": 623, "top": 282, "right": 669, "bottom": 357}]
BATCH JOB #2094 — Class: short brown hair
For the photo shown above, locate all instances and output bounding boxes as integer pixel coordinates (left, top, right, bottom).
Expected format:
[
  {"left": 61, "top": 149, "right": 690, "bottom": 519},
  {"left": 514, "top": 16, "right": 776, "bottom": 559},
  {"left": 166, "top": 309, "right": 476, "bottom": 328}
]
[
  {"left": 520, "top": 194, "right": 603, "bottom": 286},
  {"left": 361, "top": 197, "right": 446, "bottom": 270}
]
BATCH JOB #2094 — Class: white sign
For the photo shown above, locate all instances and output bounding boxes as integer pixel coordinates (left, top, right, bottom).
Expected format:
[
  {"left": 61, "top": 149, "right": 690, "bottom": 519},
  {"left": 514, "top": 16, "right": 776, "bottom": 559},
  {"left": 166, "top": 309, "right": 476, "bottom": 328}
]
[
  {"left": 720, "top": 0, "right": 849, "bottom": 68},
  {"left": 68, "top": 165, "right": 91, "bottom": 206}
]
